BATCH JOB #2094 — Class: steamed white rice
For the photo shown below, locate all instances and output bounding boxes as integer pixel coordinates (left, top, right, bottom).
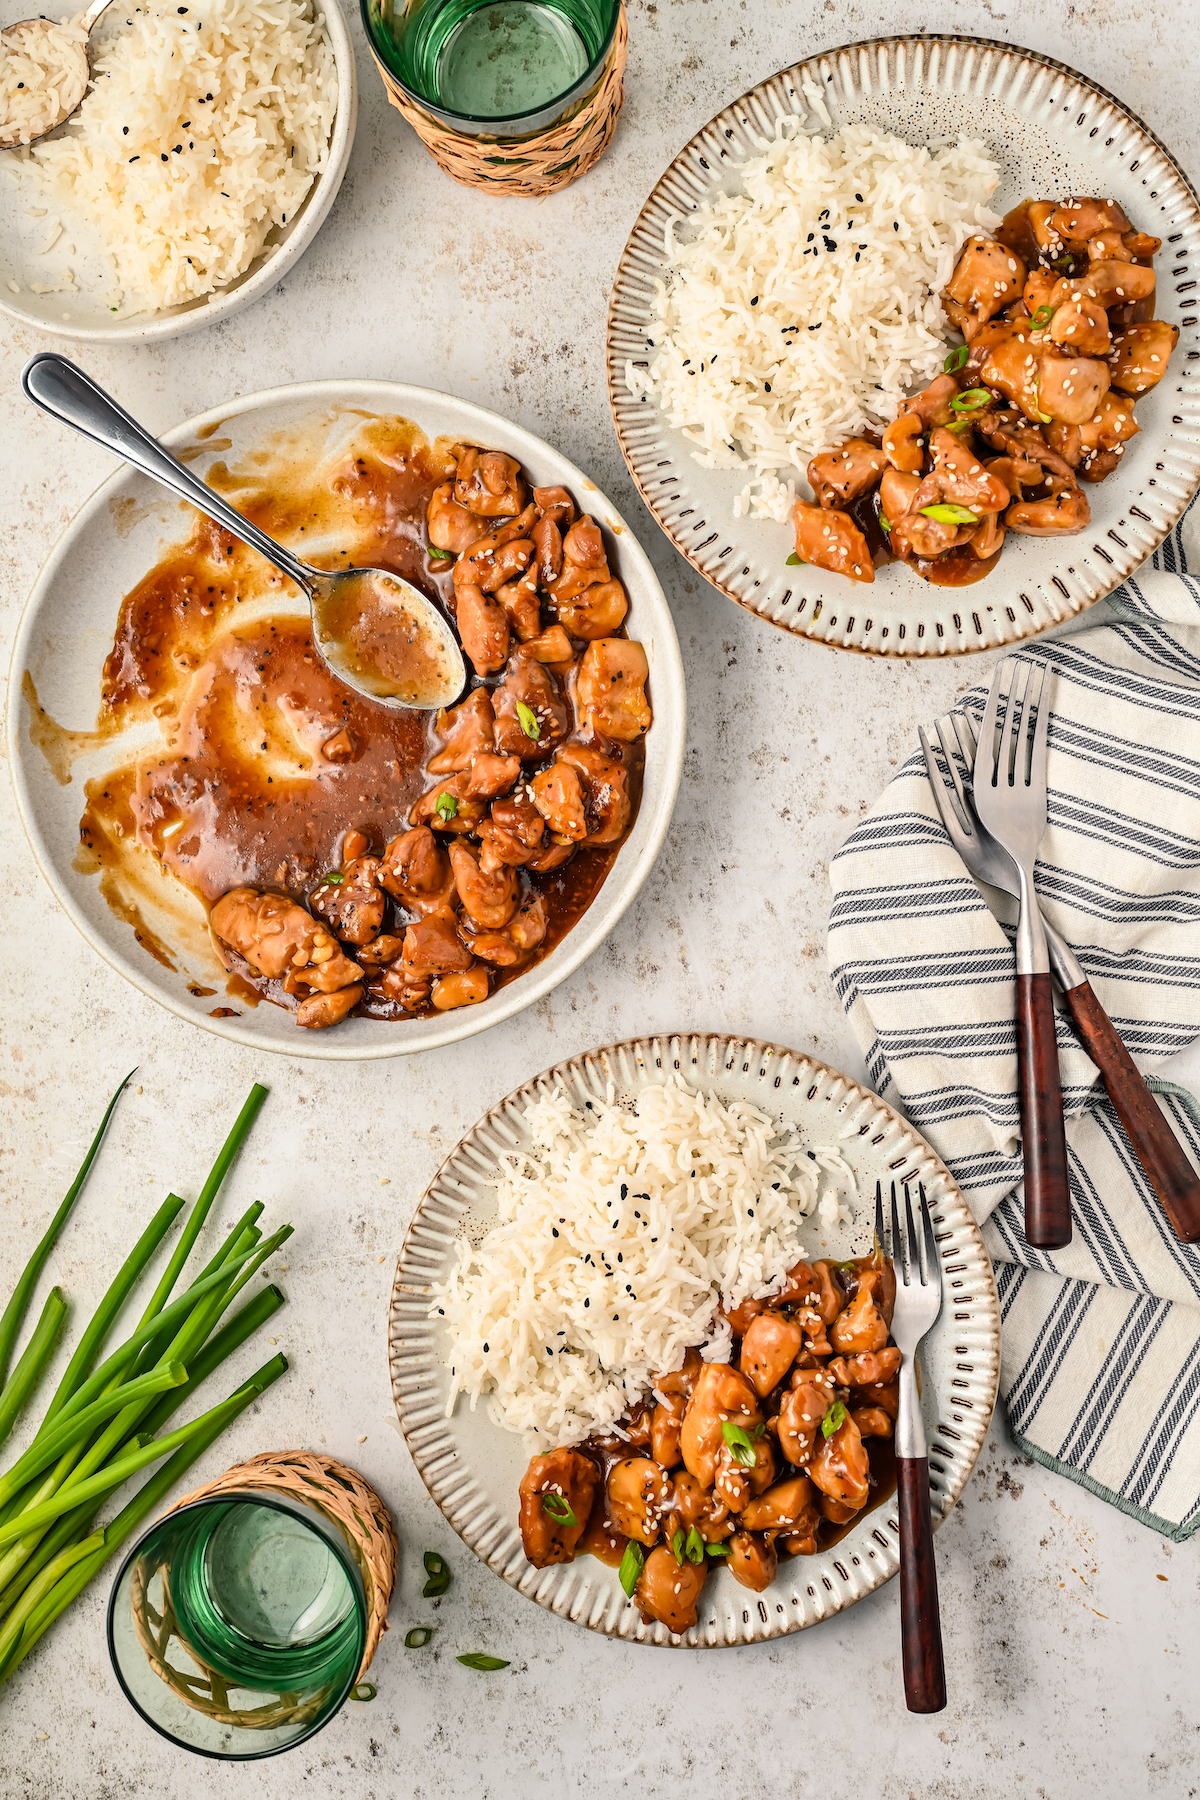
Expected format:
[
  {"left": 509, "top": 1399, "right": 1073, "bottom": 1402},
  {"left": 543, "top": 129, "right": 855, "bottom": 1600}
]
[
  {"left": 432, "top": 1079, "right": 857, "bottom": 1448},
  {"left": 0, "top": 17, "right": 88, "bottom": 146},
  {"left": 625, "top": 117, "right": 1002, "bottom": 520},
  {"left": 14, "top": 0, "right": 336, "bottom": 315}
]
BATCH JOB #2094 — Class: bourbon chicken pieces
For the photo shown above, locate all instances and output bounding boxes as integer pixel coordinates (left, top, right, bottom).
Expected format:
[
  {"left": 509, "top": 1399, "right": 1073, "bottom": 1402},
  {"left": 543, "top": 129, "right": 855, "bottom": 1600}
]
[
  {"left": 208, "top": 449, "right": 652, "bottom": 1029},
  {"left": 518, "top": 1249, "right": 899, "bottom": 1635},
  {"left": 794, "top": 194, "right": 1177, "bottom": 588}
]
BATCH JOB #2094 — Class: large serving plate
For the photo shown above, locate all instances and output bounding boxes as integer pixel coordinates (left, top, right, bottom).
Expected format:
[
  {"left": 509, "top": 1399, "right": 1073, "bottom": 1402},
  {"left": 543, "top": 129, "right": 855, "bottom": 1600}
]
[
  {"left": 389, "top": 1033, "right": 1000, "bottom": 1647},
  {"left": 0, "top": 0, "right": 357, "bottom": 344},
  {"left": 8, "top": 381, "right": 686, "bottom": 1060},
  {"left": 607, "top": 34, "right": 1200, "bottom": 657}
]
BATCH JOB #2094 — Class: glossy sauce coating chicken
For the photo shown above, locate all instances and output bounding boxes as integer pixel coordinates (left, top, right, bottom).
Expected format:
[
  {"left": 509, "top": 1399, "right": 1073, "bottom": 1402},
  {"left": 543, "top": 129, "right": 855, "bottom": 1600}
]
[
  {"left": 208, "top": 449, "right": 652, "bottom": 1029},
  {"left": 795, "top": 197, "right": 1177, "bottom": 589},
  {"left": 518, "top": 1250, "right": 898, "bottom": 1634}
]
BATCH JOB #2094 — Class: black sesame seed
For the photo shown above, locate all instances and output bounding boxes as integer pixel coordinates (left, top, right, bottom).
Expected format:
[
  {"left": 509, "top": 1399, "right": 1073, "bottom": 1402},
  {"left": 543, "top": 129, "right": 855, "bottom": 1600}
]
[{"left": 122, "top": 125, "right": 129, "bottom": 134}]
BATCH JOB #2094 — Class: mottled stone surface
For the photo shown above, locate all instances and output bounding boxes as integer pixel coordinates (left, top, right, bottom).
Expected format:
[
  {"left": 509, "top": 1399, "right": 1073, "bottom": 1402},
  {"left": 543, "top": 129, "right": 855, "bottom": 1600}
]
[{"left": 2, "top": 0, "right": 1199, "bottom": 1794}]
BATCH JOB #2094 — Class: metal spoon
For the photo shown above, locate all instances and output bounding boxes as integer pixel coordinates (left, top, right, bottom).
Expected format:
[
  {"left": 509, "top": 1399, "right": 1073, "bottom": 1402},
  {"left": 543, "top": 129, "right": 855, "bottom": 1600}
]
[
  {"left": 0, "top": 0, "right": 111, "bottom": 150},
  {"left": 21, "top": 354, "right": 466, "bottom": 711}
]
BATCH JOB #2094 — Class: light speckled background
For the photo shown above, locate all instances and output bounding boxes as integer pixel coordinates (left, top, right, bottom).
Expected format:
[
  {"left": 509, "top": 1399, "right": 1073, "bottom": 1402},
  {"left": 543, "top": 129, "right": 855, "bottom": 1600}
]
[{"left": 2, "top": 2, "right": 1199, "bottom": 1795}]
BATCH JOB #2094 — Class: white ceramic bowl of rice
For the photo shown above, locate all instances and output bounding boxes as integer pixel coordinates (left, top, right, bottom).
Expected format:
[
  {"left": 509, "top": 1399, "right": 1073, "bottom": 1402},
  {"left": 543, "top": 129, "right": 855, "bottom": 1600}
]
[{"left": 0, "top": 0, "right": 356, "bottom": 341}]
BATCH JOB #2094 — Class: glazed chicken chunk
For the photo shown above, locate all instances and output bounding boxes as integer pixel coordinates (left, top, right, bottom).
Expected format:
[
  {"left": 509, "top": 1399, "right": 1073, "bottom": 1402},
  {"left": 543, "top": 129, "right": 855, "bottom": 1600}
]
[{"left": 792, "top": 192, "right": 1173, "bottom": 587}]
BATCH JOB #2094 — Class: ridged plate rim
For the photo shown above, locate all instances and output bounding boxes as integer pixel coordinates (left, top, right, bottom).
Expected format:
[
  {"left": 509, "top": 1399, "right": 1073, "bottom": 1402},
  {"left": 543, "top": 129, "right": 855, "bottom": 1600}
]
[
  {"left": 388, "top": 1031, "right": 1000, "bottom": 1647},
  {"left": 605, "top": 32, "right": 1200, "bottom": 657}
]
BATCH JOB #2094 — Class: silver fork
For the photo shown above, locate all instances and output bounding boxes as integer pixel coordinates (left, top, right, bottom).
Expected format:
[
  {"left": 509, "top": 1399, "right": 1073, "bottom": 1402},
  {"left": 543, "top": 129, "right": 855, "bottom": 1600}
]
[
  {"left": 921, "top": 713, "right": 1200, "bottom": 1244},
  {"left": 876, "top": 1178, "right": 945, "bottom": 1714},
  {"left": 972, "top": 659, "right": 1072, "bottom": 1249}
]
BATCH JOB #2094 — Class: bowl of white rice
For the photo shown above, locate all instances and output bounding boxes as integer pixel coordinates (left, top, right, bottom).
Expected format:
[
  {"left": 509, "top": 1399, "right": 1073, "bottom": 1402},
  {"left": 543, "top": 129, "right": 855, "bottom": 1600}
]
[{"left": 0, "top": 0, "right": 356, "bottom": 341}]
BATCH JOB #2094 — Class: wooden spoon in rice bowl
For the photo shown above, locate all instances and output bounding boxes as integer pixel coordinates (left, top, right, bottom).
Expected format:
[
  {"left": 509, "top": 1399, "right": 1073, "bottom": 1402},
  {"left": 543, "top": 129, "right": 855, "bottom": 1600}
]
[{"left": 0, "top": 0, "right": 112, "bottom": 149}]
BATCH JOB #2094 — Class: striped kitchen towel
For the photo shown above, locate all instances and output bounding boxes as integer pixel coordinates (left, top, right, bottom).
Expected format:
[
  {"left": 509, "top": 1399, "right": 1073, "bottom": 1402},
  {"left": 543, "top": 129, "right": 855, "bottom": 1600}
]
[{"left": 827, "top": 502, "right": 1200, "bottom": 1537}]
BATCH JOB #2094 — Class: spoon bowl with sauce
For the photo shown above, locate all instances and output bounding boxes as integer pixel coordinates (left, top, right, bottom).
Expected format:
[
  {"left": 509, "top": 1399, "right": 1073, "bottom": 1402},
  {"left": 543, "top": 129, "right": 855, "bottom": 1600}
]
[{"left": 20, "top": 353, "right": 466, "bottom": 710}]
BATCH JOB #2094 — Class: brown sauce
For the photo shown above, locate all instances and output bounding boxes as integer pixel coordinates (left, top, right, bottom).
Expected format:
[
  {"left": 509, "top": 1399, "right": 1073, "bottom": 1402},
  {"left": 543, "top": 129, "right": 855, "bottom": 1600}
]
[
  {"left": 311, "top": 570, "right": 459, "bottom": 707},
  {"left": 55, "top": 413, "right": 644, "bottom": 1021},
  {"left": 903, "top": 543, "right": 1004, "bottom": 587}
]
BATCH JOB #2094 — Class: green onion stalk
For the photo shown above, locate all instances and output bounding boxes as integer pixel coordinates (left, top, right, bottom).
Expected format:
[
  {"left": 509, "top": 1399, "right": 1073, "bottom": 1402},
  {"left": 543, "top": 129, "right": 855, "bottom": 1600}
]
[{"left": 0, "top": 1078, "right": 290, "bottom": 1685}]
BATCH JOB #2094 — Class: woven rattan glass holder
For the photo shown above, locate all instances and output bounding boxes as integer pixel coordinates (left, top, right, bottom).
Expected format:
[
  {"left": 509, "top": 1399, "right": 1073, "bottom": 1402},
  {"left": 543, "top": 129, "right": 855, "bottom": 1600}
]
[
  {"left": 367, "top": 2, "right": 627, "bottom": 196},
  {"left": 107, "top": 1453, "right": 398, "bottom": 1761}
]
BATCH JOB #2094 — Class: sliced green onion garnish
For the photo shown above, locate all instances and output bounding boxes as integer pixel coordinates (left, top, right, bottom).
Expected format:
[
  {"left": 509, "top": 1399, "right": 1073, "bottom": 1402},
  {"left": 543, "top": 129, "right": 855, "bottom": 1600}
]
[
  {"left": 618, "top": 1539, "right": 644, "bottom": 1596},
  {"left": 949, "top": 387, "right": 992, "bottom": 412},
  {"left": 920, "top": 503, "right": 979, "bottom": 525},
  {"left": 821, "top": 1400, "right": 848, "bottom": 1439},
  {"left": 351, "top": 1681, "right": 378, "bottom": 1701},
  {"left": 671, "top": 1527, "right": 684, "bottom": 1563},
  {"left": 422, "top": 1550, "right": 451, "bottom": 1597},
  {"left": 457, "top": 1653, "right": 509, "bottom": 1671},
  {"left": 720, "top": 1419, "right": 762, "bottom": 1468},
  {"left": 434, "top": 792, "right": 458, "bottom": 823},
  {"left": 516, "top": 700, "right": 541, "bottom": 741},
  {"left": 322, "top": 871, "right": 344, "bottom": 886},
  {"left": 427, "top": 545, "right": 454, "bottom": 560},
  {"left": 944, "top": 418, "right": 973, "bottom": 435},
  {"left": 1031, "top": 304, "right": 1055, "bottom": 330},
  {"left": 684, "top": 1526, "right": 705, "bottom": 1564},
  {"left": 785, "top": 552, "right": 804, "bottom": 566},
  {"left": 943, "top": 344, "right": 969, "bottom": 374},
  {"left": 541, "top": 1492, "right": 577, "bottom": 1527},
  {"left": 878, "top": 512, "right": 891, "bottom": 534},
  {"left": 405, "top": 1626, "right": 434, "bottom": 1648},
  {"left": 705, "top": 1540, "right": 731, "bottom": 1557}
]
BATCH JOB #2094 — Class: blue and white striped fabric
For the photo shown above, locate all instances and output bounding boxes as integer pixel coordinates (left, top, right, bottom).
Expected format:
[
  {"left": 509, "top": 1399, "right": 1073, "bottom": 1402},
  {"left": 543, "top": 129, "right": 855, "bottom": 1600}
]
[{"left": 828, "top": 504, "right": 1200, "bottom": 1538}]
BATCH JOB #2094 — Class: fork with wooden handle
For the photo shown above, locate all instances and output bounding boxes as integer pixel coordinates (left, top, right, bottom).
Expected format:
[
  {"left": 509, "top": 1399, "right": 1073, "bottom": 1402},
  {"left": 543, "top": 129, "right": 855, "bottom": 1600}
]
[
  {"left": 972, "top": 659, "right": 1072, "bottom": 1250},
  {"left": 878, "top": 1179, "right": 946, "bottom": 1715},
  {"left": 921, "top": 710, "right": 1200, "bottom": 1244}
]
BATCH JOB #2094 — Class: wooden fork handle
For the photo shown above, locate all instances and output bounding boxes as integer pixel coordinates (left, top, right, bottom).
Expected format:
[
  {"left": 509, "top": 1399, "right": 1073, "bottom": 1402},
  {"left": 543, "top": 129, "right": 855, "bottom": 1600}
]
[
  {"left": 1062, "top": 979, "right": 1200, "bottom": 1243},
  {"left": 1017, "top": 971, "right": 1072, "bottom": 1249},
  {"left": 898, "top": 1455, "right": 947, "bottom": 1714}
]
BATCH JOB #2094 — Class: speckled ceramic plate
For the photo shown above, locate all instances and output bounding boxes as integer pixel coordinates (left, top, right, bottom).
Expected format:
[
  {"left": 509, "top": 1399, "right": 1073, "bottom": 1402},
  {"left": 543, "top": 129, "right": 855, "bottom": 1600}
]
[
  {"left": 8, "top": 381, "right": 685, "bottom": 1060},
  {"left": 389, "top": 1032, "right": 1000, "bottom": 1647},
  {"left": 606, "top": 34, "right": 1200, "bottom": 657},
  {"left": 0, "top": 0, "right": 357, "bottom": 344}
]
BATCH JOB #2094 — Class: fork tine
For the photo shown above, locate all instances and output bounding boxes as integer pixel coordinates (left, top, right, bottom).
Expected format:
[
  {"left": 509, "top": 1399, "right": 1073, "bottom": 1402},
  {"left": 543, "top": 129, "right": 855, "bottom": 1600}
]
[
  {"left": 932, "top": 717, "right": 970, "bottom": 819},
  {"left": 1028, "top": 663, "right": 1050, "bottom": 796},
  {"left": 1000, "top": 660, "right": 1029, "bottom": 788},
  {"left": 975, "top": 660, "right": 1007, "bottom": 790},
  {"left": 920, "top": 725, "right": 971, "bottom": 835},
  {"left": 903, "top": 1181, "right": 922, "bottom": 1283},
  {"left": 890, "top": 1181, "right": 908, "bottom": 1285},
  {"left": 919, "top": 1184, "right": 940, "bottom": 1298},
  {"left": 874, "top": 1179, "right": 885, "bottom": 1254},
  {"left": 951, "top": 711, "right": 979, "bottom": 769}
]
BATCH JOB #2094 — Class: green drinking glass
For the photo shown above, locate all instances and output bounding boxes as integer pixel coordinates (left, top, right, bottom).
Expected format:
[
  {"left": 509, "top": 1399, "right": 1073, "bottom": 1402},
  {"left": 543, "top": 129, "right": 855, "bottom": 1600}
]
[
  {"left": 363, "top": 0, "right": 620, "bottom": 135},
  {"left": 107, "top": 1492, "right": 368, "bottom": 1760}
]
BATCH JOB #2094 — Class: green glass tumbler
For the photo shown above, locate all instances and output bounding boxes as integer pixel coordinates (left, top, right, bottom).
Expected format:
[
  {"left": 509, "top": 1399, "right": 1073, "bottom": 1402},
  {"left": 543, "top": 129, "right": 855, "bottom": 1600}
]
[
  {"left": 107, "top": 1492, "right": 368, "bottom": 1760},
  {"left": 363, "top": 0, "right": 620, "bottom": 134}
]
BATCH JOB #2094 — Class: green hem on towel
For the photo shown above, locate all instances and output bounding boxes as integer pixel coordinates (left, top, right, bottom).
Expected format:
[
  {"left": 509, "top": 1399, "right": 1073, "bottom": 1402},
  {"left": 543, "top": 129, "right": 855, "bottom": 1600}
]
[{"left": 1007, "top": 1421, "right": 1200, "bottom": 1543}]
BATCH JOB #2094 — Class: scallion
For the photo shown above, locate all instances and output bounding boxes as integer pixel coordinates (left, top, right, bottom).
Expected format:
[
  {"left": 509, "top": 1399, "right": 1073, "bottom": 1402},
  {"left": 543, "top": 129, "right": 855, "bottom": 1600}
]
[
  {"left": 720, "top": 1419, "right": 763, "bottom": 1468},
  {"left": 949, "top": 388, "right": 992, "bottom": 413},
  {"left": 618, "top": 1539, "right": 644, "bottom": 1596},
  {"left": 920, "top": 503, "right": 979, "bottom": 526},
  {"left": 821, "top": 1400, "right": 848, "bottom": 1439},
  {"left": 1031, "top": 303, "right": 1056, "bottom": 330},
  {"left": 541, "top": 1492, "right": 576, "bottom": 1527},
  {"left": 516, "top": 701, "right": 541, "bottom": 742},
  {"left": 405, "top": 1626, "right": 434, "bottom": 1648},
  {"left": 423, "top": 1550, "right": 451, "bottom": 1597},
  {"left": 943, "top": 344, "right": 969, "bottom": 374},
  {"left": 457, "top": 1653, "right": 508, "bottom": 1671},
  {"left": 0, "top": 1085, "right": 289, "bottom": 1688}
]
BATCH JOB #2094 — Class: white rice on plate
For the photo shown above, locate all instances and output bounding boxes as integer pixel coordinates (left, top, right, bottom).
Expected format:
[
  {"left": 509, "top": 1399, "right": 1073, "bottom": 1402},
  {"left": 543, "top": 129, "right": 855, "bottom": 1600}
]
[
  {"left": 432, "top": 1079, "right": 857, "bottom": 1448},
  {"left": 624, "top": 117, "right": 1002, "bottom": 521},
  {"left": 9, "top": 0, "right": 336, "bottom": 315}
]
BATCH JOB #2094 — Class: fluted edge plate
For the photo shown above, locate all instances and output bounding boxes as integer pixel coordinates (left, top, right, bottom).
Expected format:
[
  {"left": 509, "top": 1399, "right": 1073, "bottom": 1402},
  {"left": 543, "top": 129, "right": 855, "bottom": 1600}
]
[
  {"left": 389, "top": 1031, "right": 1000, "bottom": 1646},
  {"left": 606, "top": 34, "right": 1200, "bottom": 657}
]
